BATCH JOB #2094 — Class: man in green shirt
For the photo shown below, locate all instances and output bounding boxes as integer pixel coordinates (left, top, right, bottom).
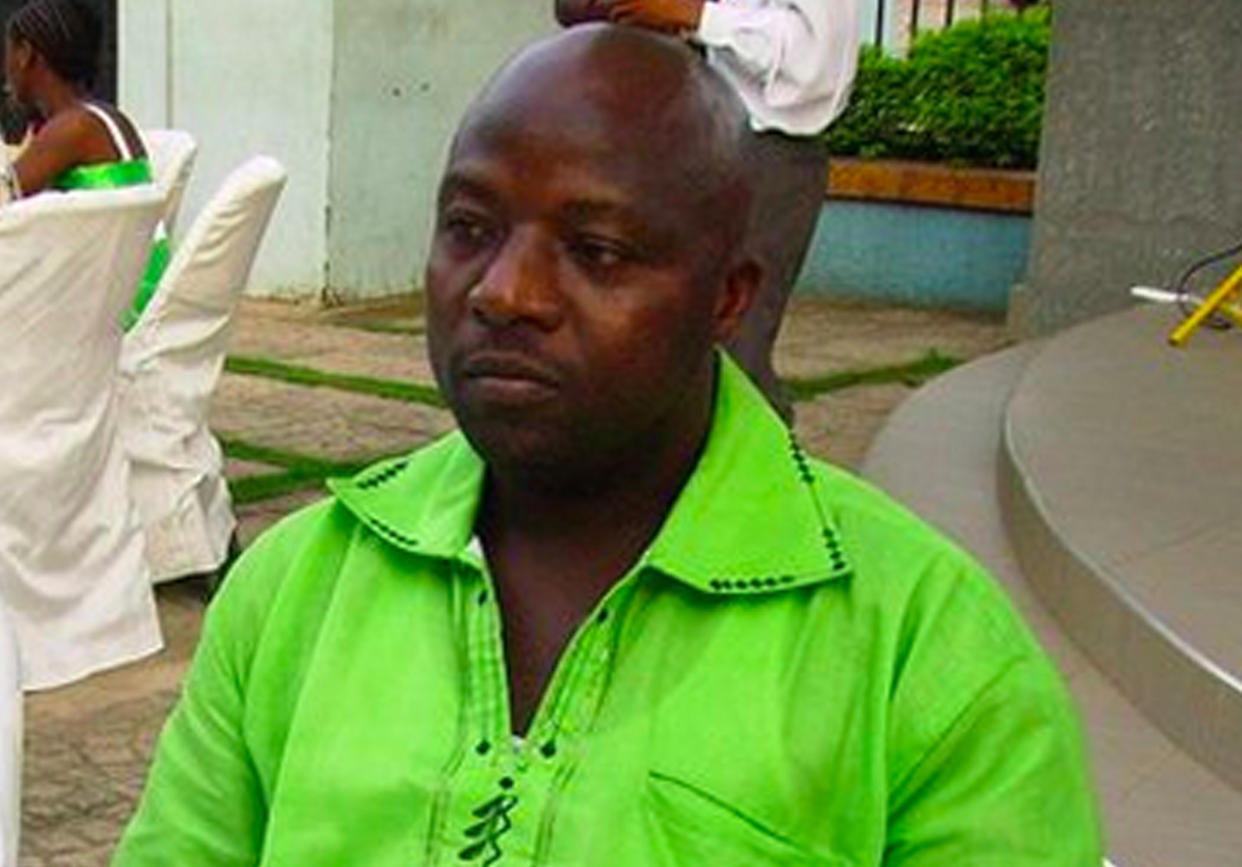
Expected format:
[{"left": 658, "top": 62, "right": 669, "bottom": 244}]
[{"left": 114, "top": 24, "right": 1101, "bottom": 867}]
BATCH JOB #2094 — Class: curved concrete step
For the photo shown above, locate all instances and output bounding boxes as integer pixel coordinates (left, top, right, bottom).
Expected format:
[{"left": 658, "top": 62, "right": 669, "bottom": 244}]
[
  {"left": 862, "top": 341, "right": 1242, "bottom": 867},
  {"left": 1002, "top": 306, "right": 1242, "bottom": 793}
]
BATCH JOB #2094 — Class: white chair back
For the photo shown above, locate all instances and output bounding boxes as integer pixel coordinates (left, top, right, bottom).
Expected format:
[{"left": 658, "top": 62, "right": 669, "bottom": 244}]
[
  {"left": 0, "top": 607, "right": 20, "bottom": 867},
  {"left": 120, "top": 156, "right": 287, "bottom": 582},
  {"left": 141, "top": 129, "right": 198, "bottom": 239},
  {"left": 0, "top": 185, "right": 165, "bottom": 690}
]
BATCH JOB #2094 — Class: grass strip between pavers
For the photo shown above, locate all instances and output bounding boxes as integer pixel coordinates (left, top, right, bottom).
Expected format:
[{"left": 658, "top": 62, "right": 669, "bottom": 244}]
[
  {"left": 225, "top": 355, "right": 445, "bottom": 408},
  {"left": 222, "top": 438, "right": 378, "bottom": 506},
  {"left": 229, "top": 471, "right": 328, "bottom": 506},
  {"left": 346, "top": 320, "right": 426, "bottom": 337},
  {"left": 781, "top": 350, "right": 960, "bottom": 402},
  {"left": 226, "top": 350, "right": 959, "bottom": 410}
]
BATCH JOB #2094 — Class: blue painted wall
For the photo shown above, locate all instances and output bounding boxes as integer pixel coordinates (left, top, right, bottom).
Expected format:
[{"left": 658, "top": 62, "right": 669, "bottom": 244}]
[{"left": 795, "top": 199, "right": 1032, "bottom": 312}]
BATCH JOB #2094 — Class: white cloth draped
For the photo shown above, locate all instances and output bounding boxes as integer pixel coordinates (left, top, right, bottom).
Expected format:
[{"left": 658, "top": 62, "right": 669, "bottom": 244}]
[
  {"left": 0, "top": 606, "right": 20, "bottom": 866},
  {"left": 141, "top": 129, "right": 198, "bottom": 240},
  {"left": 119, "top": 156, "right": 287, "bottom": 583},
  {"left": 0, "top": 185, "right": 165, "bottom": 690}
]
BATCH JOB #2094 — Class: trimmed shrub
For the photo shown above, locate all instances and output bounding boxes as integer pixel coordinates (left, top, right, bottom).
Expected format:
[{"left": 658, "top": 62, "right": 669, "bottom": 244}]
[{"left": 825, "top": 6, "right": 1051, "bottom": 169}]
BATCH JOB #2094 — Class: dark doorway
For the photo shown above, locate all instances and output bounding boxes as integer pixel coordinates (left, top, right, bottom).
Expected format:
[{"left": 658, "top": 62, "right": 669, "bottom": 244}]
[{"left": 1, "top": 0, "right": 117, "bottom": 141}]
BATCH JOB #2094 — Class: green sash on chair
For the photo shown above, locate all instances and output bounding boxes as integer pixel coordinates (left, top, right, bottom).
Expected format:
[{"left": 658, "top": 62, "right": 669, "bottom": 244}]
[{"left": 53, "top": 159, "right": 170, "bottom": 331}]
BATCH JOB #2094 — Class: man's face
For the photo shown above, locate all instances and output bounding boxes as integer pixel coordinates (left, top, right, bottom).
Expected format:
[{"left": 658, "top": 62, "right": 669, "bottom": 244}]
[{"left": 425, "top": 84, "right": 743, "bottom": 486}]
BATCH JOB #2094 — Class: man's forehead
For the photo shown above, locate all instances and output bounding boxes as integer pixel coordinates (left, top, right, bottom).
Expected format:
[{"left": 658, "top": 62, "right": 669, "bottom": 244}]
[
  {"left": 440, "top": 25, "right": 748, "bottom": 238},
  {"left": 440, "top": 136, "right": 692, "bottom": 239}
]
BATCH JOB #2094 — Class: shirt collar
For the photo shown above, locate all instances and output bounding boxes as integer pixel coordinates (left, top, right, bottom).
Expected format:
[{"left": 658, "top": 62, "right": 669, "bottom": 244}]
[{"left": 328, "top": 353, "right": 852, "bottom": 595}]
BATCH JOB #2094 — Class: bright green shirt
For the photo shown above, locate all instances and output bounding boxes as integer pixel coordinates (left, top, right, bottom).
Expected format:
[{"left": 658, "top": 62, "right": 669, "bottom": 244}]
[{"left": 114, "top": 356, "right": 1101, "bottom": 866}]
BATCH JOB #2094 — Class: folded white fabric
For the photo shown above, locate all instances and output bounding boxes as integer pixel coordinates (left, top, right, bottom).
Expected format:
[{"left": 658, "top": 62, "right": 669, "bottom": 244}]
[
  {"left": 0, "top": 606, "right": 20, "bottom": 867},
  {"left": 140, "top": 129, "right": 198, "bottom": 240},
  {"left": 0, "top": 148, "right": 19, "bottom": 205},
  {"left": 120, "top": 156, "right": 287, "bottom": 583},
  {"left": 0, "top": 185, "right": 165, "bottom": 690}
]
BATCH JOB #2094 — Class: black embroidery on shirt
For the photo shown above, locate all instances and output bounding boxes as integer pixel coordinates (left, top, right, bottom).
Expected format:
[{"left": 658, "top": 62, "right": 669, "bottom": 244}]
[
  {"left": 356, "top": 459, "right": 409, "bottom": 490},
  {"left": 786, "top": 431, "right": 851, "bottom": 577},
  {"left": 369, "top": 518, "right": 418, "bottom": 547},
  {"left": 458, "top": 789, "right": 519, "bottom": 865},
  {"left": 707, "top": 433, "right": 856, "bottom": 595},
  {"left": 787, "top": 435, "right": 815, "bottom": 485}
]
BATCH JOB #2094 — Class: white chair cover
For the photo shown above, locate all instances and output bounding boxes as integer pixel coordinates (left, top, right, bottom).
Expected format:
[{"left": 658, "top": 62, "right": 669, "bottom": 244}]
[
  {"left": 0, "top": 185, "right": 165, "bottom": 691},
  {"left": 141, "top": 129, "right": 198, "bottom": 239},
  {"left": 0, "top": 607, "right": 20, "bottom": 867},
  {"left": 119, "top": 156, "right": 287, "bottom": 583}
]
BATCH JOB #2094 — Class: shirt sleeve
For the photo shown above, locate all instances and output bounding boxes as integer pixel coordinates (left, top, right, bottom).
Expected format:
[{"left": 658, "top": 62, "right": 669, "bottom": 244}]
[
  {"left": 886, "top": 655, "right": 1103, "bottom": 865},
  {"left": 882, "top": 551, "right": 1103, "bottom": 866},
  {"left": 693, "top": 0, "right": 859, "bottom": 135},
  {"left": 111, "top": 539, "right": 280, "bottom": 866}
]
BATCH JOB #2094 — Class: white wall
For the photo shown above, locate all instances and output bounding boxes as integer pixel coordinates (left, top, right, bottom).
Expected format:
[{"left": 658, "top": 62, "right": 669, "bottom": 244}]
[
  {"left": 118, "top": 0, "right": 170, "bottom": 128},
  {"left": 171, "top": 0, "right": 334, "bottom": 295},
  {"left": 121, "top": 0, "right": 334, "bottom": 297},
  {"left": 120, "top": 0, "right": 554, "bottom": 300},
  {"left": 326, "top": 0, "right": 555, "bottom": 300}
]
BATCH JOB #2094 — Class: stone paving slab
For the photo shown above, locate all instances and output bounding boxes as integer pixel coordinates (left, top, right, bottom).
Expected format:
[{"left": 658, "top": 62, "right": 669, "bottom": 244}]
[
  {"left": 224, "top": 457, "right": 282, "bottom": 479},
  {"left": 793, "top": 383, "right": 915, "bottom": 470},
  {"left": 774, "top": 298, "right": 1010, "bottom": 381},
  {"left": 210, "top": 373, "right": 454, "bottom": 464},
  {"left": 228, "top": 312, "right": 437, "bottom": 385},
  {"left": 235, "top": 489, "right": 334, "bottom": 548},
  {"left": 23, "top": 583, "right": 205, "bottom": 867}
]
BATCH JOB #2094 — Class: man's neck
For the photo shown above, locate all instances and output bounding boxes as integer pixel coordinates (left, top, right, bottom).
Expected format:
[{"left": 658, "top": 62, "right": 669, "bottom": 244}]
[
  {"left": 476, "top": 379, "right": 716, "bottom": 733},
  {"left": 478, "top": 373, "right": 717, "bottom": 595}
]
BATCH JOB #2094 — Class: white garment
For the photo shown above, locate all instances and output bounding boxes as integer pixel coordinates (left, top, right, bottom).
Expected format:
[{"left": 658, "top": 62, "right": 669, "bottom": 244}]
[
  {"left": 0, "top": 606, "right": 20, "bottom": 867},
  {"left": 0, "top": 148, "right": 18, "bottom": 205},
  {"left": 695, "top": 0, "right": 859, "bottom": 135},
  {"left": 141, "top": 129, "right": 198, "bottom": 239},
  {"left": 119, "top": 156, "right": 287, "bottom": 583},
  {"left": 0, "top": 185, "right": 165, "bottom": 690}
]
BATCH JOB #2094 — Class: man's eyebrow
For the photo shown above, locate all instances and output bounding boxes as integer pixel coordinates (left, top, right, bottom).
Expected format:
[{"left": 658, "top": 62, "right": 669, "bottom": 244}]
[
  {"left": 561, "top": 199, "right": 638, "bottom": 222},
  {"left": 560, "top": 199, "right": 674, "bottom": 238},
  {"left": 437, "top": 172, "right": 499, "bottom": 206}
]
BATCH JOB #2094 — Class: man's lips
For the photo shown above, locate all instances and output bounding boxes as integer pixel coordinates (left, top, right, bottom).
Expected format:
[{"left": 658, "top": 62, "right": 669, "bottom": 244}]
[{"left": 457, "top": 352, "right": 561, "bottom": 401}]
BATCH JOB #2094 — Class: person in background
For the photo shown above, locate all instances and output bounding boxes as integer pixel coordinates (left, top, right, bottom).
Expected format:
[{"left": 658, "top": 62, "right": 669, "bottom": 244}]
[
  {"left": 556, "top": 0, "right": 858, "bottom": 419},
  {"left": 1, "top": 0, "right": 166, "bottom": 330}
]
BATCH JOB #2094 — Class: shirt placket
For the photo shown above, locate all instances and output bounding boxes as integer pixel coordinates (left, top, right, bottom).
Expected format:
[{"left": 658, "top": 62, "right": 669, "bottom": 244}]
[{"left": 449, "top": 554, "right": 637, "bottom": 866}]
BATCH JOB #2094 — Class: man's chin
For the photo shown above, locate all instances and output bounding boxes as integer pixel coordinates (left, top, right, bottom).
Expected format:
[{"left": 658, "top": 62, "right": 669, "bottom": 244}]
[
  {"left": 457, "top": 417, "right": 604, "bottom": 492},
  {"left": 457, "top": 414, "right": 562, "bottom": 466}
]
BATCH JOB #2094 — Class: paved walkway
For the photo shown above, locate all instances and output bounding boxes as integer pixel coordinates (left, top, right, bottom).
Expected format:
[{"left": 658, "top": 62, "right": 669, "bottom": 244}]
[{"left": 20, "top": 296, "right": 1007, "bottom": 866}]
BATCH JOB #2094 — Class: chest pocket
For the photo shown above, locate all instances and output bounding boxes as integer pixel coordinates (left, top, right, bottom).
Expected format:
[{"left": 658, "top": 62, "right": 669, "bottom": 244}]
[{"left": 642, "top": 772, "right": 853, "bottom": 867}]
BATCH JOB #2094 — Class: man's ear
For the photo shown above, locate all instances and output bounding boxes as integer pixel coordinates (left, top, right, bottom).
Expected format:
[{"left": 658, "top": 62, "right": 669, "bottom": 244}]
[{"left": 711, "top": 258, "right": 762, "bottom": 343}]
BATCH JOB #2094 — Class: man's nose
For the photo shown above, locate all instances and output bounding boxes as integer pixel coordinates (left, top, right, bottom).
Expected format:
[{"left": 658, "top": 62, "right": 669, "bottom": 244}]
[{"left": 469, "top": 228, "right": 563, "bottom": 329}]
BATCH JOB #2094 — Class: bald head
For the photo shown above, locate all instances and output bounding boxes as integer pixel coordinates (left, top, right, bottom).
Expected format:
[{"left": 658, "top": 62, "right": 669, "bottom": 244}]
[
  {"left": 426, "top": 25, "right": 763, "bottom": 490},
  {"left": 452, "top": 24, "right": 753, "bottom": 250}
]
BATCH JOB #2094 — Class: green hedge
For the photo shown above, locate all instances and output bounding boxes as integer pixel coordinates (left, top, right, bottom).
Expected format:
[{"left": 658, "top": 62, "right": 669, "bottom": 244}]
[{"left": 824, "top": 6, "right": 1051, "bottom": 170}]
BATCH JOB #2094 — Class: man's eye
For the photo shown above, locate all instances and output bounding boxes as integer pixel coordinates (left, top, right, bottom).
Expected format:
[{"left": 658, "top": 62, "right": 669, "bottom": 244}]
[
  {"left": 441, "top": 212, "right": 497, "bottom": 249},
  {"left": 569, "top": 236, "right": 631, "bottom": 270}
]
